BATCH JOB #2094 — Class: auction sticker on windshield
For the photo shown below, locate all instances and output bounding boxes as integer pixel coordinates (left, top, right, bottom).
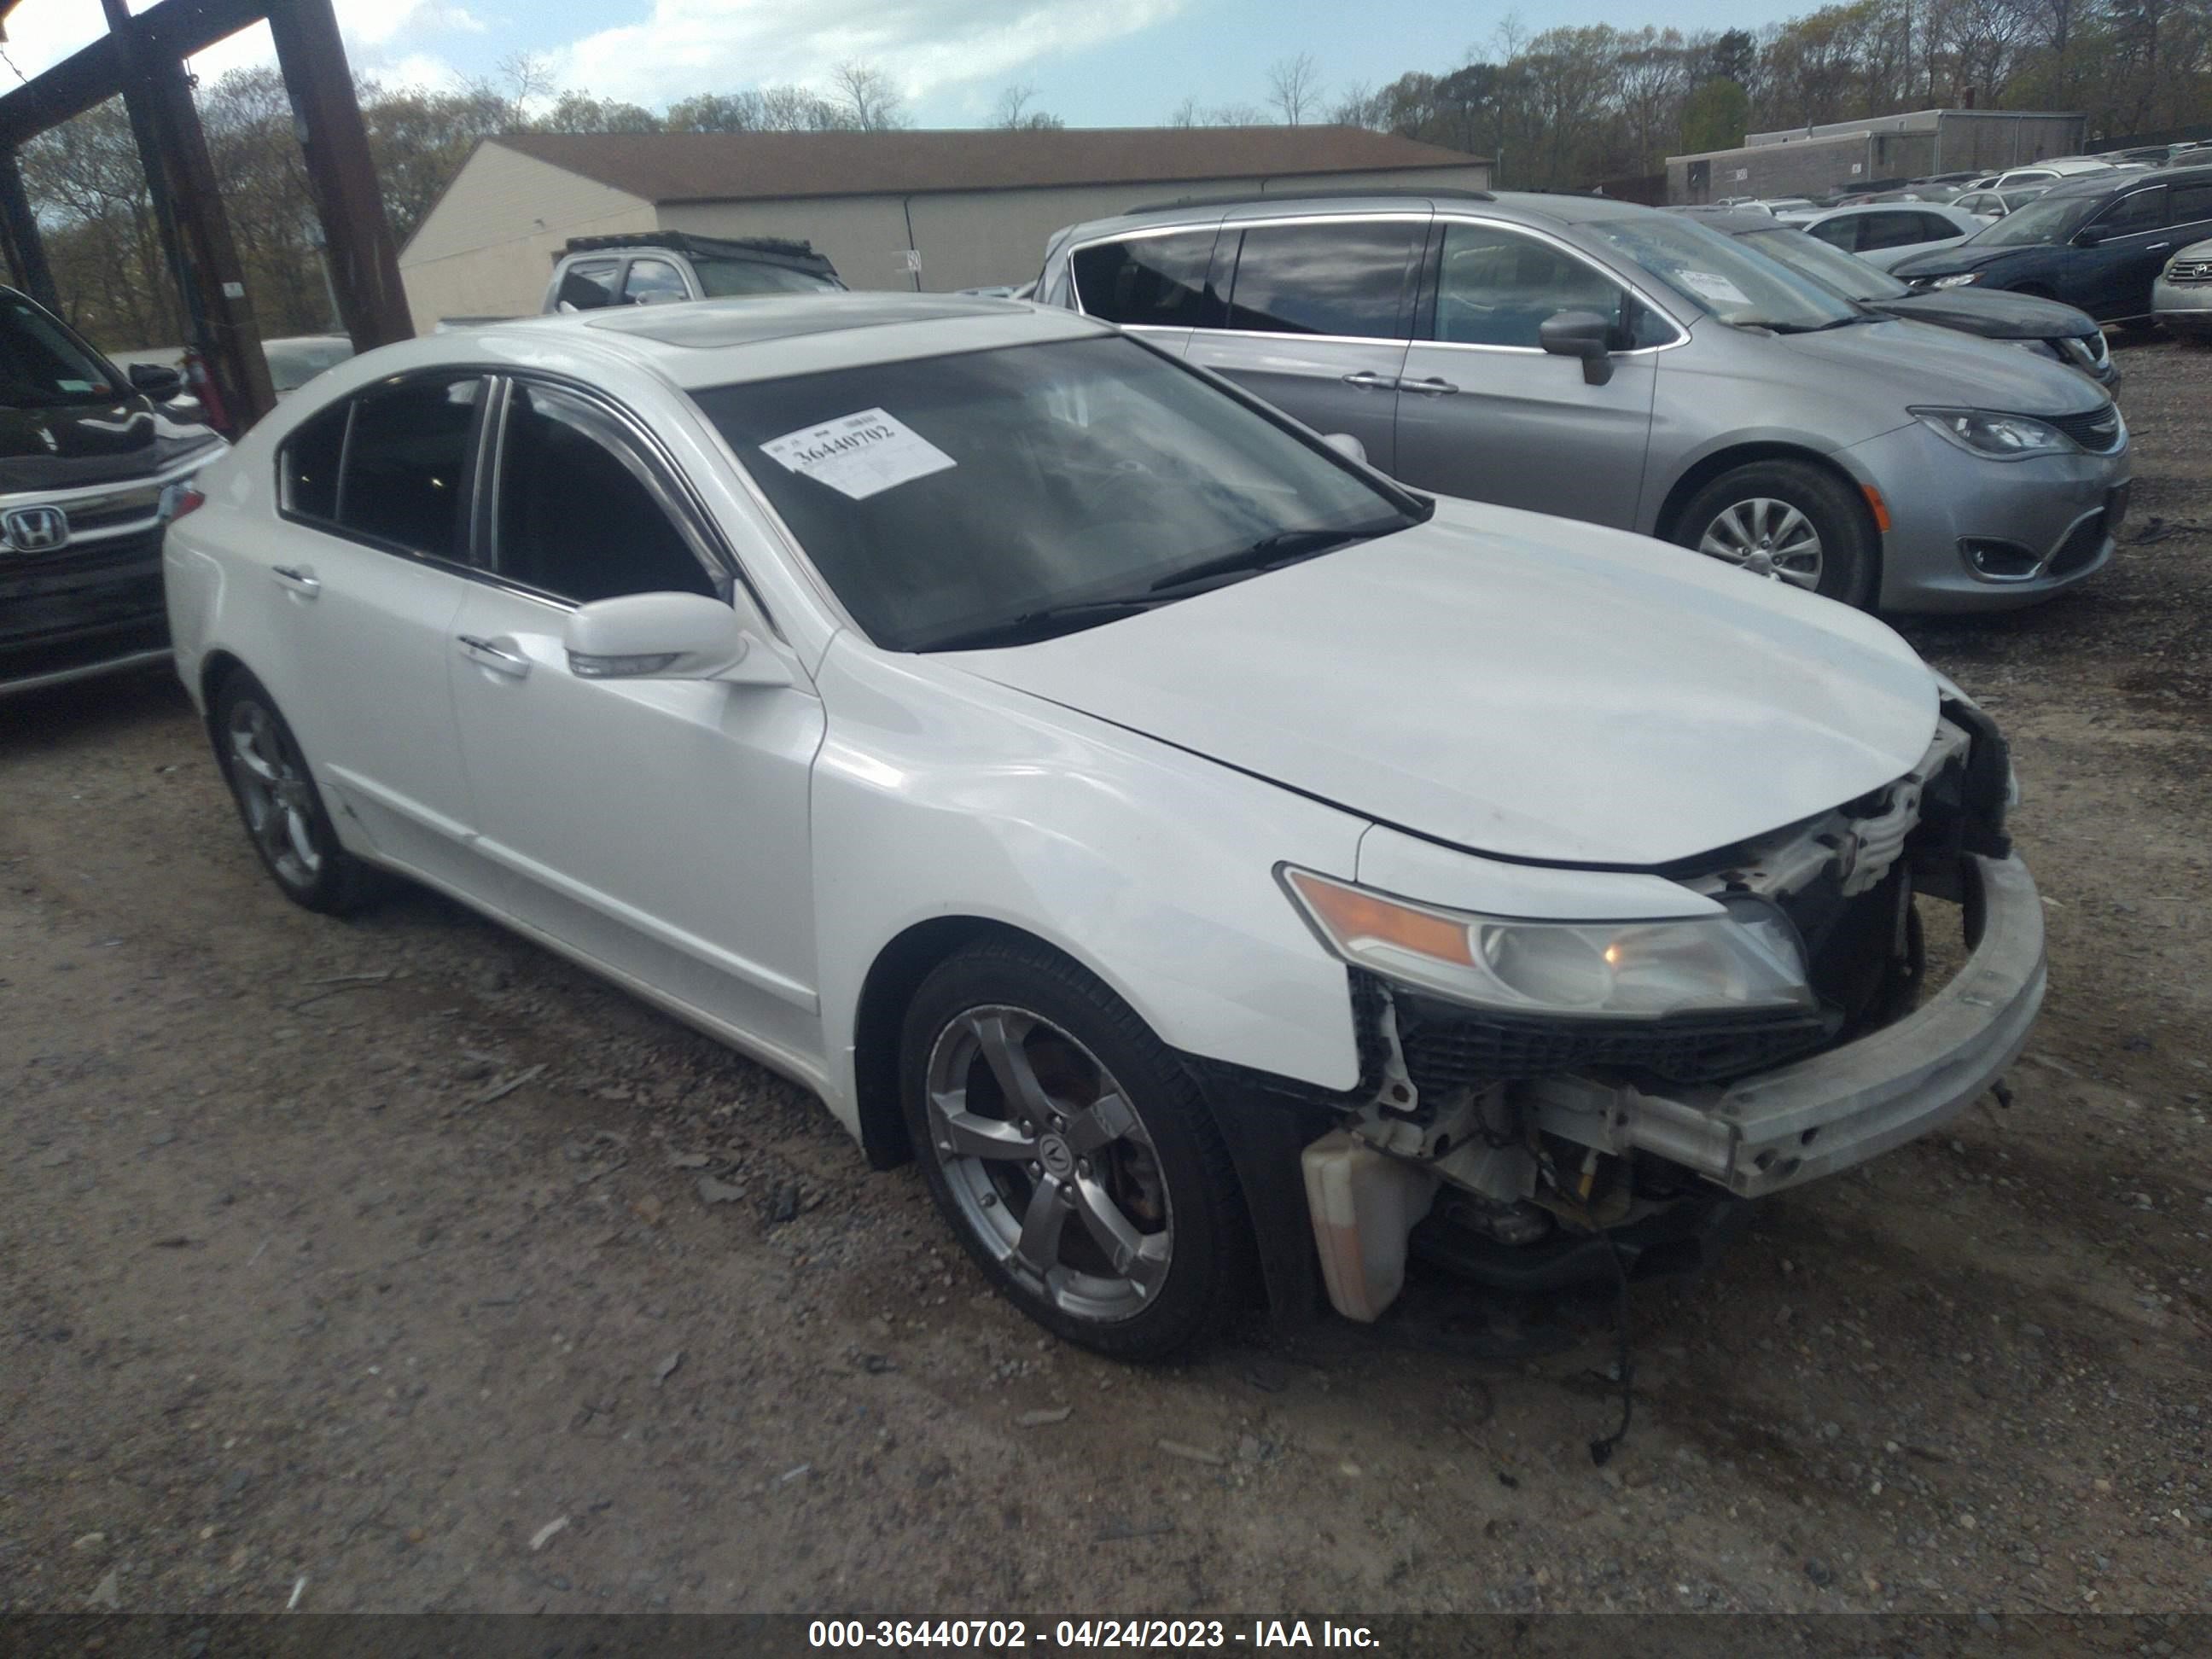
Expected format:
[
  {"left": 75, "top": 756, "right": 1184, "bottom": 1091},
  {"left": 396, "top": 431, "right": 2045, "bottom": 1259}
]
[
  {"left": 1674, "top": 270, "right": 1751, "bottom": 307},
  {"left": 760, "top": 408, "right": 955, "bottom": 501}
]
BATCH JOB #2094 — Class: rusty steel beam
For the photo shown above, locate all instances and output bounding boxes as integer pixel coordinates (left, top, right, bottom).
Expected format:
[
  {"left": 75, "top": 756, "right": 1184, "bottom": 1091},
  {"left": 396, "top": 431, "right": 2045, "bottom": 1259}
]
[
  {"left": 268, "top": 0, "right": 413, "bottom": 351},
  {"left": 0, "top": 148, "right": 61, "bottom": 311},
  {"left": 0, "top": 0, "right": 266, "bottom": 149}
]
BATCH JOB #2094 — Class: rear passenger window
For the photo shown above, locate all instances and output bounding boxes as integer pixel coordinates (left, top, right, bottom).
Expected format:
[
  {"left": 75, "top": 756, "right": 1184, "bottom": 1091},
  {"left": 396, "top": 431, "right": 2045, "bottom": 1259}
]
[
  {"left": 1070, "top": 232, "right": 1220, "bottom": 329},
  {"left": 282, "top": 401, "right": 347, "bottom": 522},
  {"left": 1225, "top": 221, "right": 1419, "bottom": 340},
  {"left": 335, "top": 375, "right": 480, "bottom": 559}
]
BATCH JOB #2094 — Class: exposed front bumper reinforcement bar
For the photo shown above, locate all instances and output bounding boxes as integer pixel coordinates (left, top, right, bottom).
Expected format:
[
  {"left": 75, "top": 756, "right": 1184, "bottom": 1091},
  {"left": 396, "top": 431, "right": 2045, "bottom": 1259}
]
[{"left": 1522, "top": 853, "right": 2046, "bottom": 1200}]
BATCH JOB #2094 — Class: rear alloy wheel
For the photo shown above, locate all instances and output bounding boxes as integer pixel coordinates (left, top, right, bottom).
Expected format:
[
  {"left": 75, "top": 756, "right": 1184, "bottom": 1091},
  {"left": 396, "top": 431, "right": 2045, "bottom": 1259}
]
[
  {"left": 1674, "top": 459, "right": 1877, "bottom": 608},
  {"left": 899, "top": 939, "right": 1250, "bottom": 1359},
  {"left": 212, "top": 672, "right": 380, "bottom": 915}
]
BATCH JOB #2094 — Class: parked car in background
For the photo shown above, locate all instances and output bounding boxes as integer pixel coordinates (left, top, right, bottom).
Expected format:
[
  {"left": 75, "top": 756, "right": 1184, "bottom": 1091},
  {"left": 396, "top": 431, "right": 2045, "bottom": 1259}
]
[
  {"left": 162, "top": 294, "right": 2048, "bottom": 1352},
  {"left": 1797, "top": 202, "right": 1994, "bottom": 269},
  {"left": 1952, "top": 185, "right": 2052, "bottom": 220},
  {"left": 1703, "top": 213, "right": 2116, "bottom": 388},
  {"left": 1992, "top": 158, "right": 2122, "bottom": 191},
  {"left": 1893, "top": 164, "right": 2212, "bottom": 323},
  {"left": 544, "top": 232, "right": 843, "bottom": 313},
  {"left": 1041, "top": 191, "right": 2130, "bottom": 609},
  {"left": 1, "top": 285, "right": 224, "bottom": 697},
  {"left": 2152, "top": 239, "right": 2212, "bottom": 339}
]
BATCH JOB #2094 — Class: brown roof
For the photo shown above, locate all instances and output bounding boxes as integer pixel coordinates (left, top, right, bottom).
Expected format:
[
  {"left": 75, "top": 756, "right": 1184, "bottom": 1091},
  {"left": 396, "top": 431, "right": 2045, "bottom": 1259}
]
[{"left": 494, "top": 127, "right": 1487, "bottom": 205}]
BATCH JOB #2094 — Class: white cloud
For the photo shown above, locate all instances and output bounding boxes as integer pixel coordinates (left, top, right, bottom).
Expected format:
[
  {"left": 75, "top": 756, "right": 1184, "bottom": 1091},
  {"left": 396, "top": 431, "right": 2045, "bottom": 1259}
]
[{"left": 549, "top": 0, "right": 1186, "bottom": 109}]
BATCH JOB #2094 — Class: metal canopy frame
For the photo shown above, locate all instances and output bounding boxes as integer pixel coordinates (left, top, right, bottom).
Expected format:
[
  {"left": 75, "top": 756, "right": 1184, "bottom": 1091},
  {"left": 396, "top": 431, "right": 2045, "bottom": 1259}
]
[{"left": 0, "top": 0, "right": 411, "bottom": 432}]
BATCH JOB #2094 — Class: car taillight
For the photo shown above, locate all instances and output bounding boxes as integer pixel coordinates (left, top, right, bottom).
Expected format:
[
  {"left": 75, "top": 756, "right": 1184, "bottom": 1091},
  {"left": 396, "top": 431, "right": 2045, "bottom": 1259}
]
[{"left": 163, "top": 483, "right": 206, "bottom": 521}]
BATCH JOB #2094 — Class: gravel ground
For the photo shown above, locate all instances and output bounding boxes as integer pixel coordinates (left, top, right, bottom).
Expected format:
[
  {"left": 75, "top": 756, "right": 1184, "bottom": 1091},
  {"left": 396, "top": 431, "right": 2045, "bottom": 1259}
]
[{"left": 2, "top": 340, "right": 2207, "bottom": 1624}]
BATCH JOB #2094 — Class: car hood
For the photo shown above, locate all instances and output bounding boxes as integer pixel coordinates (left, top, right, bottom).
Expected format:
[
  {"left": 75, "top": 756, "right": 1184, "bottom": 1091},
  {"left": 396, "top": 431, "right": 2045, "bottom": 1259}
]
[
  {"left": 1871, "top": 288, "right": 2096, "bottom": 340},
  {"left": 1746, "top": 315, "right": 2101, "bottom": 415},
  {"left": 0, "top": 397, "right": 219, "bottom": 492},
  {"left": 942, "top": 501, "right": 1940, "bottom": 870},
  {"left": 1889, "top": 242, "right": 2029, "bottom": 279}
]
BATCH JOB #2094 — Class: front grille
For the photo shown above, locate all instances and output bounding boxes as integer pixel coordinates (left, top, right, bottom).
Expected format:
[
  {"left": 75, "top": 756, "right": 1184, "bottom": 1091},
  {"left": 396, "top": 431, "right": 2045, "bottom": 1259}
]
[
  {"left": 1394, "top": 990, "right": 1832, "bottom": 1095},
  {"left": 2167, "top": 259, "right": 2212, "bottom": 284},
  {"left": 60, "top": 480, "right": 166, "bottom": 537},
  {"left": 2047, "top": 405, "right": 2123, "bottom": 453}
]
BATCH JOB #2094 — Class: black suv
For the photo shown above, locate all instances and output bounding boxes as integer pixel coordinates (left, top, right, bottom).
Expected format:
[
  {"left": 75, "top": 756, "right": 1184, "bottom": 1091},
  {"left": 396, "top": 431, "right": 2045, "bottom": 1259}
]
[
  {"left": 0, "top": 286, "right": 224, "bottom": 698},
  {"left": 1893, "top": 165, "right": 2212, "bottom": 323}
]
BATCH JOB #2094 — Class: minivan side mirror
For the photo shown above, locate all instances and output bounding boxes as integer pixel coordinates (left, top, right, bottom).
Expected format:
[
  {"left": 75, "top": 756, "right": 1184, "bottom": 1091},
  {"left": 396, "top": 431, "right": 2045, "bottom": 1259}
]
[
  {"left": 1539, "top": 310, "right": 1615, "bottom": 386},
  {"left": 563, "top": 591, "right": 792, "bottom": 687},
  {"left": 128, "top": 362, "right": 184, "bottom": 399}
]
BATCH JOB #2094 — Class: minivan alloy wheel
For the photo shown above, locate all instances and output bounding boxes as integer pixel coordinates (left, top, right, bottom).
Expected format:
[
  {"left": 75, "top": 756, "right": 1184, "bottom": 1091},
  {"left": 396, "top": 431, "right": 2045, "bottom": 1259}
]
[
  {"left": 924, "top": 1004, "right": 1173, "bottom": 1323},
  {"left": 1697, "top": 497, "right": 1824, "bottom": 590}
]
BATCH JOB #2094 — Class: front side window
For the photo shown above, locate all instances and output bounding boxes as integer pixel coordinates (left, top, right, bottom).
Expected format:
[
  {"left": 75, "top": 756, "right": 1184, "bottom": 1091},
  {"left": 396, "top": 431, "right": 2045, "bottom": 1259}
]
[
  {"left": 2093, "top": 189, "right": 2165, "bottom": 236},
  {"left": 690, "top": 335, "right": 1420, "bottom": 653},
  {"left": 621, "top": 259, "right": 689, "bottom": 305},
  {"left": 1069, "top": 231, "right": 1220, "bottom": 329},
  {"left": 1432, "top": 223, "right": 1639, "bottom": 347},
  {"left": 555, "top": 259, "right": 620, "bottom": 311},
  {"left": 1806, "top": 217, "right": 1860, "bottom": 251},
  {"left": 492, "top": 382, "right": 716, "bottom": 605},
  {"left": 1224, "top": 221, "right": 1419, "bottom": 340},
  {"left": 335, "top": 375, "right": 481, "bottom": 559}
]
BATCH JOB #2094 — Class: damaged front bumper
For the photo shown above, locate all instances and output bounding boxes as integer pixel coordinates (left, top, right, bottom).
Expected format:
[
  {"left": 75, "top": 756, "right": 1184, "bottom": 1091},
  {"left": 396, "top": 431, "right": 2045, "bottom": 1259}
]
[{"left": 1520, "top": 852, "right": 2044, "bottom": 1198}]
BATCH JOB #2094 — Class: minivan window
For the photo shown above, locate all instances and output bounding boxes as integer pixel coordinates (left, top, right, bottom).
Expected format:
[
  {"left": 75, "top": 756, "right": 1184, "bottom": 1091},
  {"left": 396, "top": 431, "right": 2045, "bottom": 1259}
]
[
  {"left": 335, "top": 375, "right": 480, "bottom": 559},
  {"left": 1432, "top": 224, "right": 1637, "bottom": 348},
  {"left": 0, "top": 294, "right": 119, "bottom": 407},
  {"left": 1224, "top": 221, "right": 1419, "bottom": 340},
  {"left": 1071, "top": 232, "right": 1220, "bottom": 329},
  {"left": 1583, "top": 215, "right": 1858, "bottom": 332},
  {"left": 692, "top": 335, "right": 1418, "bottom": 653}
]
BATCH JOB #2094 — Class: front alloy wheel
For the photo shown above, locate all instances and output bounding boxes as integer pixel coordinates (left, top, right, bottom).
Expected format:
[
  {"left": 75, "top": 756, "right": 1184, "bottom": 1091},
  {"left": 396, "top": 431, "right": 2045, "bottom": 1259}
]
[
  {"left": 1673, "top": 458, "right": 1877, "bottom": 608},
  {"left": 1696, "top": 496, "right": 1824, "bottom": 590},
  {"left": 899, "top": 938, "right": 1251, "bottom": 1359}
]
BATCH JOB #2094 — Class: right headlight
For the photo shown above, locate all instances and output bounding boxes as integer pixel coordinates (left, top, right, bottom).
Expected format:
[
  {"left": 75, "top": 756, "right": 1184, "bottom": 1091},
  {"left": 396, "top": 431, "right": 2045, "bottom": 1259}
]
[
  {"left": 1281, "top": 868, "right": 1814, "bottom": 1020},
  {"left": 1911, "top": 406, "right": 2073, "bottom": 460}
]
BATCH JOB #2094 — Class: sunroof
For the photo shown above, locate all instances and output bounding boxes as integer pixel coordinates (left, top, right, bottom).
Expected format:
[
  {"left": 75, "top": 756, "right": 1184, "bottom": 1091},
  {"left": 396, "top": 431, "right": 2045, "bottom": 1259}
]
[{"left": 588, "top": 295, "right": 1006, "bottom": 348}]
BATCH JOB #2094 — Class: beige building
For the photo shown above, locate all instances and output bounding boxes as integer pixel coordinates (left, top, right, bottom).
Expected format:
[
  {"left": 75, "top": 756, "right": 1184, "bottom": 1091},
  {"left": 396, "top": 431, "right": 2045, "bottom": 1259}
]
[{"left": 399, "top": 126, "right": 1493, "bottom": 333}]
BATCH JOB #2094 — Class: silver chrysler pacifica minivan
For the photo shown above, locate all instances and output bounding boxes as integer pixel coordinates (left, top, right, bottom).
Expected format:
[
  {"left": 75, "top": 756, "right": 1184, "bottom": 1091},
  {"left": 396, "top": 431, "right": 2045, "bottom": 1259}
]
[{"left": 1036, "top": 191, "right": 2130, "bottom": 611}]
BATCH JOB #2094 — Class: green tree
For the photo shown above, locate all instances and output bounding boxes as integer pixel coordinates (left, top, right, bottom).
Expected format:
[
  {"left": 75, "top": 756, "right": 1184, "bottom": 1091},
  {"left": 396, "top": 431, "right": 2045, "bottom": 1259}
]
[{"left": 1679, "top": 76, "right": 1750, "bottom": 153}]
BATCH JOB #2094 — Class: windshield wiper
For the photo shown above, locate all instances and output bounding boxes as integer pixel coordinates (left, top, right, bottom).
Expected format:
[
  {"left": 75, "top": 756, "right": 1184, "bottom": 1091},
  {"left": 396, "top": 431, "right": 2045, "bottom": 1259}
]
[
  {"left": 1148, "top": 516, "right": 1410, "bottom": 595},
  {"left": 917, "top": 597, "right": 1164, "bottom": 652}
]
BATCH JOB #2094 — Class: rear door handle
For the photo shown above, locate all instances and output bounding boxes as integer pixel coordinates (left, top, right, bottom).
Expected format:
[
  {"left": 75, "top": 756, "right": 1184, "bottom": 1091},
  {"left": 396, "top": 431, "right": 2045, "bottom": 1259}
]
[
  {"left": 1402, "top": 376, "right": 1460, "bottom": 396},
  {"left": 270, "top": 564, "right": 320, "bottom": 598},
  {"left": 457, "top": 633, "right": 531, "bottom": 679},
  {"left": 1340, "top": 371, "right": 1400, "bottom": 390}
]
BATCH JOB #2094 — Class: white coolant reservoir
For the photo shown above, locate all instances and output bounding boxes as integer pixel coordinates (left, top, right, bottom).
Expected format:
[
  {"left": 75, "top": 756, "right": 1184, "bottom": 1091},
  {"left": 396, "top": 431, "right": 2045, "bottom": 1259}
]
[{"left": 1301, "top": 1129, "right": 1440, "bottom": 1323}]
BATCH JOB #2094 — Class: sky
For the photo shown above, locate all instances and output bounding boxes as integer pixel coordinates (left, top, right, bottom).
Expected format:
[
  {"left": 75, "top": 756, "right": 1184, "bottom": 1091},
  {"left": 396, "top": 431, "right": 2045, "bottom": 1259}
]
[{"left": 1, "top": 0, "right": 1767, "bottom": 130}]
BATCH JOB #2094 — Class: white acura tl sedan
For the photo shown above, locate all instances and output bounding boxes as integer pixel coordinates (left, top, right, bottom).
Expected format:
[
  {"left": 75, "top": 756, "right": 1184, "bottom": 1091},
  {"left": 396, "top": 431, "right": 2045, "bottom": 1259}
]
[{"left": 164, "top": 295, "right": 2046, "bottom": 1357}]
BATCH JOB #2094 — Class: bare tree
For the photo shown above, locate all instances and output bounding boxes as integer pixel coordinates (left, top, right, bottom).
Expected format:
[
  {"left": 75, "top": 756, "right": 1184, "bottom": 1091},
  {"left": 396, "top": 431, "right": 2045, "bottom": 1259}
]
[
  {"left": 829, "top": 61, "right": 909, "bottom": 131},
  {"left": 1266, "top": 53, "right": 1324, "bottom": 124},
  {"left": 495, "top": 50, "right": 555, "bottom": 118},
  {"left": 1167, "top": 95, "right": 1202, "bottom": 127},
  {"left": 1329, "top": 79, "right": 1388, "bottom": 128},
  {"left": 992, "top": 83, "right": 1065, "bottom": 130}
]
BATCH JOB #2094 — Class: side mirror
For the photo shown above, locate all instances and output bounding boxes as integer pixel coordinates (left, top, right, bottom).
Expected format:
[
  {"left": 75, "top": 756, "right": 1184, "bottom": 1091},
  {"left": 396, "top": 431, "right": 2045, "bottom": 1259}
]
[
  {"left": 1321, "top": 432, "right": 1368, "bottom": 465},
  {"left": 128, "top": 362, "right": 184, "bottom": 399},
  {"left": 1539, "top": 310, "right": 1616, "bottom": 386},
  {"left": 2072, "top": 229, "right": 2102, "bottom": 248},
  {"left": 563, "top": 591, "right": 791, "bottom": 687}
]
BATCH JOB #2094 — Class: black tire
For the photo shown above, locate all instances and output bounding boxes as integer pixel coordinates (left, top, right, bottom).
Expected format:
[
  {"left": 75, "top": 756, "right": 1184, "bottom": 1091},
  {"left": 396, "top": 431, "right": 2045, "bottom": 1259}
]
[
  {"left": 211, "top": 669, "right": 381, "bottom": 915},
  {"left": 899, "top": 935, "right": 1252, "bottom": 1359},
  {"left": 1673, "top": 458, "right": 1879, "bottom": 608}
]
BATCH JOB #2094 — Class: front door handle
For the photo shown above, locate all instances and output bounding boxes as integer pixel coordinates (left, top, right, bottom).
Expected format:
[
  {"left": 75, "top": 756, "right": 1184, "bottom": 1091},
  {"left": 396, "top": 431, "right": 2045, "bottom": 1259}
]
[
  {"left": 1340, "top": 370, "right": 1400, "bottom": 390},
  {"left": 1402, "top": 376, "right": 1460, "bottom": 396},
  {"left": 457, "top": 633, "right": 531, "bottom": 679},
  {"left": 270, "top": 564, "right": 320, "bottom": 598}
]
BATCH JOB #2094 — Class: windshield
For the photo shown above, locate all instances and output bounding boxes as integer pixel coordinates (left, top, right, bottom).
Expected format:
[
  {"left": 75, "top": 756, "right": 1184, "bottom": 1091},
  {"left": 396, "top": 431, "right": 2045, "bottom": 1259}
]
[
  {"left": 1738, "top": 228, "right": 1911, "bottom": 302},
  {"left": 1585, "top": 214, "right": 1860, "bottom": 331},
  {"left": 695, "top": 259, "right": 842, "bottom": 297},
  {"left": 0, "top": 294, "right": 122, "bottom": 407},
  {"left": 1966, "top": 193, "right": 2103, "bottom": 247},
  {"left": 693, "top": 335, "right": 1420, "bottom": 652}
]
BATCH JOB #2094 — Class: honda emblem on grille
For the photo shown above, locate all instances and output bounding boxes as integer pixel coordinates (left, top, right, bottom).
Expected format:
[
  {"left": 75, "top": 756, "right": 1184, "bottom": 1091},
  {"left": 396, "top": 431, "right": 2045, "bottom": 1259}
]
[{"left": 2, "top": 504, "right": 70, "bottom": 553}]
